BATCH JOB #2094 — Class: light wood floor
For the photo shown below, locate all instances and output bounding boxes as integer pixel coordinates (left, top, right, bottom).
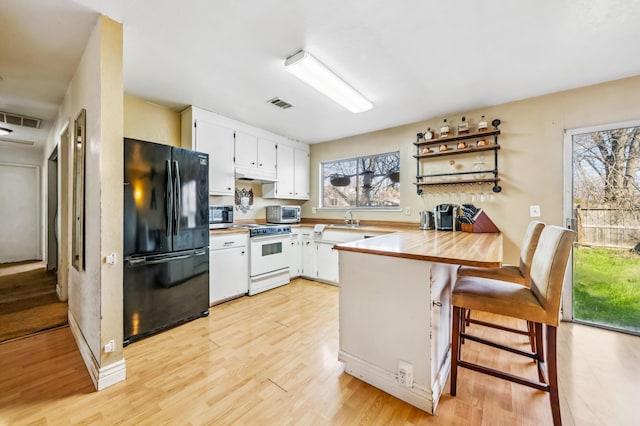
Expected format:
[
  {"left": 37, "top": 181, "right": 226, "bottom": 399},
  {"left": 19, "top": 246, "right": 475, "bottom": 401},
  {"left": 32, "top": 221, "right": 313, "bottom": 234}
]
[{"left": 0, "top": 278, "right": 638, "bottom": 425}]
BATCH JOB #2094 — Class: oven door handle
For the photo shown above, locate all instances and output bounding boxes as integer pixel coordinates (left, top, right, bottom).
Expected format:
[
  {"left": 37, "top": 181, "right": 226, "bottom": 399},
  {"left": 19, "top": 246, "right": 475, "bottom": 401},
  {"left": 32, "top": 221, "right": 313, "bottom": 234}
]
[
  {"left": 250, "top": 268, "right": 289, "bottom": 281},
  {"left": 250, "top": 234, "right": 291, "bottom": 241}
]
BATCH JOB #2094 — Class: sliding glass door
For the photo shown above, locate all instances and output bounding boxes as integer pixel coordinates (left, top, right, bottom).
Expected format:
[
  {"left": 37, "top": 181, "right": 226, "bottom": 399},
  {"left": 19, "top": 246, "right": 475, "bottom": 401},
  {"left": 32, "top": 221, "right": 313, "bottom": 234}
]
[{"left": 563, "top": 121, "right": 640, "bottom": 335}]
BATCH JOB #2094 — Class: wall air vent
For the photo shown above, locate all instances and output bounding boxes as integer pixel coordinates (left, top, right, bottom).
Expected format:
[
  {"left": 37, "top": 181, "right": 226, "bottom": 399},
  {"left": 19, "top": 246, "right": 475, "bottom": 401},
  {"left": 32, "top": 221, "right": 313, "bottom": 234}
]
[
  {"left": 0, "top": 111, "right": 41, "bottom": 129},
  {"left": 267, "top": 97, "right": 293, "bottom": 110}
]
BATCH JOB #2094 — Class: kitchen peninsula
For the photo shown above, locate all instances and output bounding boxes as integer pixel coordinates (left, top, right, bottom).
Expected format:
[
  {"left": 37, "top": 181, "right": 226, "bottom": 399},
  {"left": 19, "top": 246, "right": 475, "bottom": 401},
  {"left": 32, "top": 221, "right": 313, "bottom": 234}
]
[{"left": 334, "top": 230, "right": 502, "bottom": 414}]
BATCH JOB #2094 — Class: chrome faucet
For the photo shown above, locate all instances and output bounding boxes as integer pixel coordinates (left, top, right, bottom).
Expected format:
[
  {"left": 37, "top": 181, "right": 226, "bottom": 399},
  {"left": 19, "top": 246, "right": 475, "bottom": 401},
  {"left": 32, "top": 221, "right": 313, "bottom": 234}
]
[{"left": 344, "top": 210, "right": 354, "bottom": 226}]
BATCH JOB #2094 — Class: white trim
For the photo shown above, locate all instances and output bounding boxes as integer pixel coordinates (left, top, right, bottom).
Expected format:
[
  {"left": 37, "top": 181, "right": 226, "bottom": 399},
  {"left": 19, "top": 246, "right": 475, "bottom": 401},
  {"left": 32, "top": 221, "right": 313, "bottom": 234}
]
[
  {"left": 339, "top": 350, "right": 436, "bottom": 414},
  {"left": 68, "top": 311, "right": 127, "bottom": 391},
  {"left": 564, "top": 119, "right": 640, "bottom": 137},
  {"left": 562, "top": 130, "right": 574, "bottom": 320}
]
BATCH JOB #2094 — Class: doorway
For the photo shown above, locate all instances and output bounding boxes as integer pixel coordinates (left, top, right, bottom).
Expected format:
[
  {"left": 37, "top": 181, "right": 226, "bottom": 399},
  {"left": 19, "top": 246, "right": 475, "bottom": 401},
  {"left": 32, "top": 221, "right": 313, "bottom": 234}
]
[
  {"left": 0, "top": 162, "right": 40, "bottom": 263},
  {"left": 47, "top": 147, "right": 58, "bottom": 272},
  {"left": 563, "top": 121, "right": 640, "bottom": 335}
]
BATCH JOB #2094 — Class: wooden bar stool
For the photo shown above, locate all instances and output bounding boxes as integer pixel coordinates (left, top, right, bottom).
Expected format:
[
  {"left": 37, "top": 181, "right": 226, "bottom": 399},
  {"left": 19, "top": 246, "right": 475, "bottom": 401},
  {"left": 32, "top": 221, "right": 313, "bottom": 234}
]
[
  {"left": 458, "top": 220, "right": 545, "bottom": 350},
  {"left": 450, "top": 225, "right": 574, "bottom": 426}
]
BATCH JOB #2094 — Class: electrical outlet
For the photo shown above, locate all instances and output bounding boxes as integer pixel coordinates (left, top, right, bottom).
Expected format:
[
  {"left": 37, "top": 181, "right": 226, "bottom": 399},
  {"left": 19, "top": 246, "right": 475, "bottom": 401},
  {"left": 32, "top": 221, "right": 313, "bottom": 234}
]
[
  {"left": 405, "top": 207, "right": 411, "bottom": 216},
  {"left": 105, "top": 253, "right": 117, "bottom": 265},
  {"left": 312, "top": 207, "right": 317, "bottom": 214},
  {"left": 530, "top": 205, "right": 541, "bottom": 217},
  {"left": 397, "top": 360, "right": 414, "bottom": 387},
  {"left": 104, "top": 340, "right": 115, "bottom": 353}
]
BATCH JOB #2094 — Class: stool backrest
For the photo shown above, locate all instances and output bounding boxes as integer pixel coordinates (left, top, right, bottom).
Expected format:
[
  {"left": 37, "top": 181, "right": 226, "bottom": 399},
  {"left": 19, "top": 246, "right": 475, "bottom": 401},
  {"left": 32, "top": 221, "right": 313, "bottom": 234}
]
[
  {"left": 519, "top": 221, "right": 545, "bottom": 282},
  {"left": 529, "top": 226, "right": 575, "bottom": 326}
]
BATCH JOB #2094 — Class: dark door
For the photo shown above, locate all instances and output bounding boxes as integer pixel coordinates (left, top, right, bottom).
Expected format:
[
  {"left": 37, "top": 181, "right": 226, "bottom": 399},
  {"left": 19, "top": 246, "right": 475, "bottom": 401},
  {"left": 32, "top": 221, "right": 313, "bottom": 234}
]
[
  {"left": 124, "top": 138, "right": 173, "bottom": 257},
  {"left": 171, "top": 147, "right": 209, "bottom": 251},
  {"left": 123, "top": 249, "right": 209, "bottom": 345}
]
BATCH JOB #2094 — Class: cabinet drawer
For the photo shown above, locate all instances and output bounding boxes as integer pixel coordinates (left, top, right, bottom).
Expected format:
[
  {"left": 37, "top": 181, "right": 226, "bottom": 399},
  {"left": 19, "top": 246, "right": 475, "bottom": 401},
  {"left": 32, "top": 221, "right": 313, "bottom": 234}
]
[{"left": 210, "top": 233, "right": 247, "bottom": 250}]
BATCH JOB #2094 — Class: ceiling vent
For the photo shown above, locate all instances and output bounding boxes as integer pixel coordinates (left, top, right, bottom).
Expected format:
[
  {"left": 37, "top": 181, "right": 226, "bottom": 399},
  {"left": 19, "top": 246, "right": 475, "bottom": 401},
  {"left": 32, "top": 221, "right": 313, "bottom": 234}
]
[
  {"left": 267, "top": 97, "right": 293, "bottom": 110},
  {"left": 0, "top": 111, "right": 41, "bottom": 129}
]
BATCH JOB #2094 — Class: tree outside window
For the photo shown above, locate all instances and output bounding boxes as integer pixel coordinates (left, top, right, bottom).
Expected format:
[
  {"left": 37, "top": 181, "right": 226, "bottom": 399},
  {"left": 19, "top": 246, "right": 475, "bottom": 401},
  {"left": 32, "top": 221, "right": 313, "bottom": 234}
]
[{"left": 321, "top": 151, "right": 400, "bottom": 209}]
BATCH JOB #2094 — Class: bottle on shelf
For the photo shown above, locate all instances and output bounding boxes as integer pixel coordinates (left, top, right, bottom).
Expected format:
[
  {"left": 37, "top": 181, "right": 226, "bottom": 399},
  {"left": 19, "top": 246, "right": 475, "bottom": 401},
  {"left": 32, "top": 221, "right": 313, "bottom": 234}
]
[
  {"left": 457, "top": 116, "right": 469, "bottom": 135},
  {"left": 440, "top": 118, "right": 450, "bottom": 138},
  {"left": 477, "top": 115, "right": 488, "bottom": 132},
  {"left": 424, "top": 128, "right": 434, "bottom": 140}
]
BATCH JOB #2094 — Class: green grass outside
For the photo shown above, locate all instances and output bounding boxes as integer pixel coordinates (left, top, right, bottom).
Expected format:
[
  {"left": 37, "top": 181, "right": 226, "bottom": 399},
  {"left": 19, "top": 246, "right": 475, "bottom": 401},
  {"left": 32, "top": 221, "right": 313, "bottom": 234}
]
[{"left": 573, "top": 246, "right": 640, "bottom": 333}]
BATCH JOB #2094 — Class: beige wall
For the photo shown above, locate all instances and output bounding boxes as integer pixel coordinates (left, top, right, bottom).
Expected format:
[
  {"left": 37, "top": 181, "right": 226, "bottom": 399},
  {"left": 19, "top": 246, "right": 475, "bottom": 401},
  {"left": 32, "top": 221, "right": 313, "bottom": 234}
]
[
  {"left": 308, "top": 74, "right": 640, "bottom": 264},
  {"left": 43, "top": 15, "right": 124, "bottom": 382},
  {"left": 99, "top": 17, "right": 124, "bottom": 368},
  {"left": 123, "top": 95, "right": 180, "bottom": 146}
]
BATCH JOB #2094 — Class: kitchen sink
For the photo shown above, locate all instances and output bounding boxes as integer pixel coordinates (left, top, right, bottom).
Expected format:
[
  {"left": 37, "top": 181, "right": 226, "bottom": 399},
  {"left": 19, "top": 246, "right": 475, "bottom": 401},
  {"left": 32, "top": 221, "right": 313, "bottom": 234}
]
[{"left": 327, "top": 223, "right": 370, "bottom": 229}]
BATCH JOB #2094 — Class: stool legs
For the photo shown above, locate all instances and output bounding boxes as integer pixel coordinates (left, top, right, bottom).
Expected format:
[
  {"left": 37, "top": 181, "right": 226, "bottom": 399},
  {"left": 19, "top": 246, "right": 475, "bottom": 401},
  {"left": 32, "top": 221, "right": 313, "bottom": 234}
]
[
  {"left": 450, "top": 306, "right": 462, "bottom": 396},
  {"left": 547, "top": 325, "right": 561, "bottom": 426}
]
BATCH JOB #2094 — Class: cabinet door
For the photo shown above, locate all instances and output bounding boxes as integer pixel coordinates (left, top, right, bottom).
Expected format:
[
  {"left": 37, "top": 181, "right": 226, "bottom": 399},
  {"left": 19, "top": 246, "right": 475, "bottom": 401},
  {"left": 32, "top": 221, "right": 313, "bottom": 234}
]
[
  {"left": 258, "top": 138, "right": 277, "bottom": 174},
  {"left": 276, "top": 144, "right": 294, "bottom": 197},
  {"left": 293, "top": 147, "right": 309, "bottom": 199},
  {"left": 234, "top": 131, "right": 257, "bottom": 168},
  {"left": 210, "top": 246, "right": 249, "bottom": 304},
  {"left": 301, "top": 238, "right": 316, "bottom": 278},
  {"left": 316, "top": 241, "right": 339, "bottom": 284},
  {"left": 196, "top": 120, "right": 234, "bottom": 195},
  {"left": 283, "top": 232, "right": 301, "bottom": 278},
  {"left": 429, "top": 263, "right": 456, "bottom": 384}
]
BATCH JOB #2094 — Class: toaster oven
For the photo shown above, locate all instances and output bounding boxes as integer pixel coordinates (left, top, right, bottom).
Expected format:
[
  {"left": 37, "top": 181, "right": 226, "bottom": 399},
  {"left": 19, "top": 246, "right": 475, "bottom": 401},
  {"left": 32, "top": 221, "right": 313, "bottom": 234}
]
[{"left": 266, "top": 205, "right": 301, "bottom": 224}]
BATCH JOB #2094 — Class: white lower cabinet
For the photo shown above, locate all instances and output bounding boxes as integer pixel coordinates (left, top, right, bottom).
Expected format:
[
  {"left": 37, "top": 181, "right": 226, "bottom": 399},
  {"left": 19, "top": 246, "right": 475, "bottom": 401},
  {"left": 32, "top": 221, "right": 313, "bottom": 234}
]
[
  {"left": 297, "top": 228, "right": 385, "bottom": 285},
  {"left": 284, "top": 230, "right": 302, "bottom": 278},
  {"left": 315, "top": 241, "right": 339, "bottom": 284},
  {"left": 210, "top": 234, "right": 249, "bottom": 305},
  {"left": 301, "top": 230, "right": 316, "bottom": 278}
]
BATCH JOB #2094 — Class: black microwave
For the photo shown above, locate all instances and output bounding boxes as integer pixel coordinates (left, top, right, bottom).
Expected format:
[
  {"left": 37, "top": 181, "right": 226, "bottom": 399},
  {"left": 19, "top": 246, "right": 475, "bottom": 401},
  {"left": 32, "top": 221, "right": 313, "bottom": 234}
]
[{"left": 209, "top": 205, "right": 234, "bottom": 229}]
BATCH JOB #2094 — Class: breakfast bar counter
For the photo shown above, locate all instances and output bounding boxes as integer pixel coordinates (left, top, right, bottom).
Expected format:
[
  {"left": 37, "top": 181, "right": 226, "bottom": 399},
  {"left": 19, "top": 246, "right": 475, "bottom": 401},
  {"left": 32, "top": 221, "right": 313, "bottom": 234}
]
[{"left": 334, "top": 230, "right": 502, "bottom": 415}]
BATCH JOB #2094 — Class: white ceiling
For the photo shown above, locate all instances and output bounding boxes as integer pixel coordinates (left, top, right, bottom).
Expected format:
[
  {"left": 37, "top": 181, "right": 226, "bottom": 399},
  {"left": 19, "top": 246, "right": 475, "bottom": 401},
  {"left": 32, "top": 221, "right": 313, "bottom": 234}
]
[{"left": 2, "top": 0, "right": 640, "bottom": 150}]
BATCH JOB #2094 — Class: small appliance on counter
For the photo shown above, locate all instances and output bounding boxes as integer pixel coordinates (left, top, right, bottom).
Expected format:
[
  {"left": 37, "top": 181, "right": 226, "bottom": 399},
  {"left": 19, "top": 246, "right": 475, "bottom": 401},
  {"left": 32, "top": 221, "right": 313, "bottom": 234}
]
[
  {"left": 434, "top": 204, "right": 459, "bottom": 231},
  {"left": 266, "top": 205, "right": 301, "bottom": 223},
  {"left": 419, "top": 210, "right": 435, "bottom": 230},
  {"left": 209, "top": 205, "right": 234, "bottom": 229}
]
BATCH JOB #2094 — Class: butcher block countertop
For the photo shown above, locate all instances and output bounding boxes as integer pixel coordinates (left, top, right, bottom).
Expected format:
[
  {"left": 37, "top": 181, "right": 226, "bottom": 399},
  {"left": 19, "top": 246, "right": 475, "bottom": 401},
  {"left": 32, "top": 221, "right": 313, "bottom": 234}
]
[{"left": 334, "top": 230, "right": 503, "bottom": 268}]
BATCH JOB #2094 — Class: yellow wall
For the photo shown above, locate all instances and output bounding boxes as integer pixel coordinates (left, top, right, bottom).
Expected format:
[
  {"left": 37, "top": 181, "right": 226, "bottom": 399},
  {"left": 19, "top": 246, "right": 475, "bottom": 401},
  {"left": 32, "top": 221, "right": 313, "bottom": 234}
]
[
  {"left": 123, "top": 95, "right": 181, "bottom": 146},
  {"left": 308, "top": 74, "right": 640, "bottom": 264}
]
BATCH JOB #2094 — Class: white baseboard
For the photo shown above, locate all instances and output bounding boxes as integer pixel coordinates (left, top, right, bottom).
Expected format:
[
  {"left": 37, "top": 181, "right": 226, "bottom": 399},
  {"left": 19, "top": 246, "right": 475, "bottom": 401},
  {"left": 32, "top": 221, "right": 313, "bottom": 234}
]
[
  {"left": 338, "top": 350, "right": 435, "bottom": 414},
  {"left": 68, "top": 311, "right": 126, "bottom": 391}
]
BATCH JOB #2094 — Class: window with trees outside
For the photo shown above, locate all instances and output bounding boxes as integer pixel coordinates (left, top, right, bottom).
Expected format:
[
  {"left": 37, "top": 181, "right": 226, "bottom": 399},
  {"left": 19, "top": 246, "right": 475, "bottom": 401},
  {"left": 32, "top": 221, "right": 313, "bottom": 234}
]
[{"left": 321, "top": 151, "right": 400, "bottom": 209}]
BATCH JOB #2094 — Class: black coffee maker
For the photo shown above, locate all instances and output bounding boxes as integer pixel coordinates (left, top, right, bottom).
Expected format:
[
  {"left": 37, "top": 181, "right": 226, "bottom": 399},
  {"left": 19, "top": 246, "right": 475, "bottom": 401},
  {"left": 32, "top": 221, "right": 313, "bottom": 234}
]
[{"left": 434, "top": 204, "right": 458, "bottom": 231}]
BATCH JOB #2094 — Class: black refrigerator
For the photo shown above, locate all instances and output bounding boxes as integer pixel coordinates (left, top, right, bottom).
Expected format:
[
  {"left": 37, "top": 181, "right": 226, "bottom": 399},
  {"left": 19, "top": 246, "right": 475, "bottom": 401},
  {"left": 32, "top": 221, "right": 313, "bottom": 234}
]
[{"left": 123, "top": 138, "right": 210, "bottom": 345}]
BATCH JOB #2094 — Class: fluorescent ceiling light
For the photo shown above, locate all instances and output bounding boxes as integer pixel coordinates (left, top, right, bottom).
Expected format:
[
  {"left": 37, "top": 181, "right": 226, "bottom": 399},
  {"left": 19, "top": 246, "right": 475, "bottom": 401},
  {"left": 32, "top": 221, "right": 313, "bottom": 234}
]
[
  {"left": 284, "top": 50, "right": 373, "bottom": 113},
  {"left": 0, "top": 127, "right": 12, "bottom": 136}
]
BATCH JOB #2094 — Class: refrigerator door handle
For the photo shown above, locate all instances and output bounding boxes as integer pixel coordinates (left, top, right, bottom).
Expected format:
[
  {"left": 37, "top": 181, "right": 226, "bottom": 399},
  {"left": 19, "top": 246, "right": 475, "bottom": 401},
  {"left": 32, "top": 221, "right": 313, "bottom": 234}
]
[
  {"left": 142, "top": 253, "right": 194, "bottom": 265},
  {"left": 166, "top": 160, "right": 173, "bottom": 237},
  {"left": 173, "top": 160, "right": 181, "bottom": 235}
]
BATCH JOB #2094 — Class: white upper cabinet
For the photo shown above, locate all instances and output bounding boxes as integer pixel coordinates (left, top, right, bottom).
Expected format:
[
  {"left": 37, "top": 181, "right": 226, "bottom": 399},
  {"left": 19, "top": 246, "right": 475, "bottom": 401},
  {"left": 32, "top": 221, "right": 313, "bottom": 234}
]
[
  {"left": 234, "top": 131, "right": 277, "bottom": 181},
  {"left": 181, "top": 107, "right": 234, "bottom": 195},
  {"left": 263, "top": 143, "right": 310, "bottom": 200},
  {"left": 294, "top": 147, "right": 310, "bottom": 199},
  {"left": 234, "top": 131, "right": 257, "bottom": 168},
  {"left": 182, "top": 105, "right": 303, "bottom": 189}
]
